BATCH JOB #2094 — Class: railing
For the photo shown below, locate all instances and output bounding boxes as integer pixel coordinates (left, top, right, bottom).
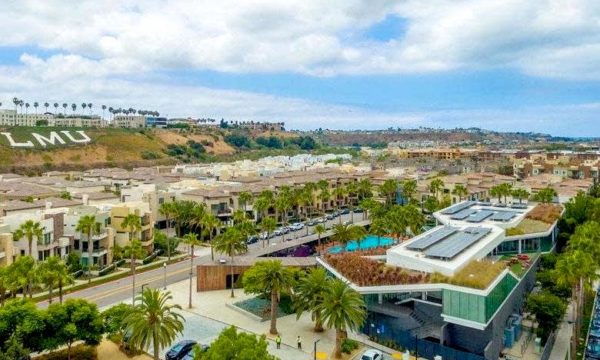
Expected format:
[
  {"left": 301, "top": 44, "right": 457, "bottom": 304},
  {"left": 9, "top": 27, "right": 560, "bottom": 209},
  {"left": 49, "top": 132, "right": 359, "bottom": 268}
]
[{"left": 540, "top": 331, "right": 556, "bottom": 360}]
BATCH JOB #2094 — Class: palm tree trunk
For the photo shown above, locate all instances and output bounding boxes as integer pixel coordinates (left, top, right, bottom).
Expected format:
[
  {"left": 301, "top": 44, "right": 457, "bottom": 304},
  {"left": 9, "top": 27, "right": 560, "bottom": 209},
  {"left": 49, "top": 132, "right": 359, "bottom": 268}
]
[
  {"left": 88, "top": 231, "right": 93, "bottom": 284},
  {"left": 153, "top": 332, "right": 159, "bottom": 360},
  {"left": 48, "top": 284, "right": 54, "bottom": 304},
  {"left": 131, "top": 253, "right": 136, "bottom": 305},
  {"left": 317, "top": 235, "right": 321, "bottom": 255},
  {"left": 334, "top": 329, "right": 343, "bottom": 358},
  {"left": 210, "top": 232, "right": 214, "bottom": 261},
  {"left": 28, "top": 238, "right": 33, "bottom": 257},
  {"left": 315, "top": 313, "right": 324, "bottom": 332},
  {"left": 230, "top": 254, "right": 235, "bottom": 298},
  {"left": 270, "top": 290, "right": 278, "bottom": 335},
  {"left": 189, "top": 245, "right": 194, "bottom": 308},
  {"left": 167, "top": 216, "right": 171, "bottom": 262},
  {"left": 59, "top": 280, "right": 64, "bottom": 304}
]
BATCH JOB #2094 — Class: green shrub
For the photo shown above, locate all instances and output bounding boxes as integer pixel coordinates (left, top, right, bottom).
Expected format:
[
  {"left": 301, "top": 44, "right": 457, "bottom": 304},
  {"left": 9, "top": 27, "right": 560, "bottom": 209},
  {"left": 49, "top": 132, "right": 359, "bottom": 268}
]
[
  {"left": 341, "top": 338, "right": 359, "bottom": 354},
  {"left": 141, "top": 150, "right": 161, "bottom": 160},
  {"left": 34, "top": 345, "right": 97, "bottom": 360}
]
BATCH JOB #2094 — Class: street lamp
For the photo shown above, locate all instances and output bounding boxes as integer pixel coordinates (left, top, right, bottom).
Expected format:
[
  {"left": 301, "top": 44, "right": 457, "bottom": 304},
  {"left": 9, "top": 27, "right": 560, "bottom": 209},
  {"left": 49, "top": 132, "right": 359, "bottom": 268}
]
[
  {"left": 141, "top": 283, "right": 148, "bottom": 294},
  {"left": 163, "top": 262, "right": 167, "bottom": 290},
  {"left": 313, "top": 339, "right": 320, "bottom": 360}
]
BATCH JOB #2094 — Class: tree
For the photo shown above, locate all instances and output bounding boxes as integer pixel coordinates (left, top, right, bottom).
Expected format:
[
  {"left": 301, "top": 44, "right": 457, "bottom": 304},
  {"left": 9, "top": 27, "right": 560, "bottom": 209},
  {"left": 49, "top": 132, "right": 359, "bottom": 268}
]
[
  {"left": 45, "top": 299, "right": 103, "bottom": 360},
  {"left": 159, "top": 202, "right": 176, "bottom": 260},
  {"left": 103, "top": 303, "right": 135, "bottom": 343},
  {"left": 124, "top": 239, "right": 146, "bottom": 305},
  {"left": 379, "top": 179, "right": 398, "bottom": 205},
  {"left": 423, "top": 196, "right": 439, "bottom": 213},
  {"left": 0, "top": 334, "right": 30, "bottom": 360},
  {"left": 294, "top": 267, "right": 330, "bottom": 332},
  {"left": 317, "top": 279, "right": 366, "bottom": 358},
  {"left": 331, "top": 223, "right": 366, "bottom": 251},
  {"left": 274, "top": 191, "right": 292, "bottom": 239},
  {"left": 401, "top": 179, "right": 417, "bottom": 203},
  {"left": 7, "top": 255, "right": 37, "bottom": 298},
  {"left": 259, "top": 216, "right": 277, "bottom": 248},
  {"left": 0, "top": 299, "right": 46, "bottom": 353},
  {"left": 534, "top": 187, "right": 557, "bottom": 203},
  {"left": 37, "top": 256, "right": 63, "bottom": 304},
  {"left": 76, "top": 215, "right": 101, "bottom": 283},
  {"left": 242, "top": 260, "right": 296, "bottom": 335},
  {"left": 202, "top": 212, "right": 221, "bottom": 261},
  {"left": 429, "top": 178, "right": 444, "bottom": 199},
  {"left": 182, "top": 232, "right": 202, "bottom": 309},
  {"left": 13, "top": 220, "right": 44, "bottom": 257},
  {"left": 153, "top": 231, "right": 180, "bottom": 260},
  {"left": 452, "top": 184, "right": 469, "bottom": 202},
  {"left": 213, "top": 227, "right": 247, "bottom": 298},
  {"left": 238, "top": 191, "right": 253, "bottom": 215},
  {"left": 125, "top": 289, "right": 184, "bottom": 360},
  {"left": 314, "top": 224, "right": 326, "bottom": 253},
  {"left": 194, "top": 326, "right": 276, "bottom": 360},
  {"left": 357, "top": 178, "right": 373, "bottom": 200},
  {"left": 54, "top": 259, "right": 75, "bottom": 304},
  {"left": 526, "top": 292, "right": 566, "bottom": 342}
]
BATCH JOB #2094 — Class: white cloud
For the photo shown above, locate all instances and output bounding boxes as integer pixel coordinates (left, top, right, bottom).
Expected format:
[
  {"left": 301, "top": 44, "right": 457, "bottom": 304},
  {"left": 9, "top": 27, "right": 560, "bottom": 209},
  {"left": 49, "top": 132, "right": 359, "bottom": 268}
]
[{"left": 0, "top": 0, "right": 598, "bottom": 78}]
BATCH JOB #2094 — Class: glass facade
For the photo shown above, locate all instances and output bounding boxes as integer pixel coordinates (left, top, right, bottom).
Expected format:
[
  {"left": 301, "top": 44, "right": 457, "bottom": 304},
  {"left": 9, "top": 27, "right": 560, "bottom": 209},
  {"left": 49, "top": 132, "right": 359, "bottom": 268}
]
[
  {"left": 494, "top": 233, "right": 554, "bottom": 255},
  {"left": 442, "top": 273, "right": 518, "bottom": 324}
]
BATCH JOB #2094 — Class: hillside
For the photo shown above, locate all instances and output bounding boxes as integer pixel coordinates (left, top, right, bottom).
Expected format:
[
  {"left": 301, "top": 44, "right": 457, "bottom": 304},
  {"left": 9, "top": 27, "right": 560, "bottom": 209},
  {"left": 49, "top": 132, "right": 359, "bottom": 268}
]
[{"left": 0, "top": 127, "right": 236, "bottom": 173}]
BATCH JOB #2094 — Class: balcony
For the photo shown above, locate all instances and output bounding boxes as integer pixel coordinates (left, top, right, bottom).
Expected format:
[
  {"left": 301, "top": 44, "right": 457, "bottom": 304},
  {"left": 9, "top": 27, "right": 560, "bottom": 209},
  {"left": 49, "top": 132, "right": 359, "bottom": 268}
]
[
  {"left": 81, "top": 246, "right": 108, "bottom": 257},
  {"left": 37, "top": 241, "right": 58, "bottom": 251},
  {"left": 91, "top": 231, "right": 108, "bottom": 240}
]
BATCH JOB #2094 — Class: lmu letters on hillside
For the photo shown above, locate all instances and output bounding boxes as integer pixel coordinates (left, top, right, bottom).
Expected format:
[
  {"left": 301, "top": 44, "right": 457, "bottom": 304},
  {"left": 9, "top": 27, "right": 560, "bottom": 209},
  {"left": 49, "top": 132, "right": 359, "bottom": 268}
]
[{"left": 0, "top": 131, "right": 91, "bottom": 148}]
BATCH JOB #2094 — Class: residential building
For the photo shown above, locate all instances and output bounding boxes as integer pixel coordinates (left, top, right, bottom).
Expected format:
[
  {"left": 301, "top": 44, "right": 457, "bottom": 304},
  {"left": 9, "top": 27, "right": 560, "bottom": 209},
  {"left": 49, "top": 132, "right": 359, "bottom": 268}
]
[
  {"left": 110, "top": 201, "right": 154, "bottom": 252},
  {"left": 0, "top": 227, "right": 14, "bottom": 266},
  {"left": 63, "top": 206, "right": 114, "bottom": 268},
  {"left": 112, "top": 115, "right": 146, "bottom": 128}
]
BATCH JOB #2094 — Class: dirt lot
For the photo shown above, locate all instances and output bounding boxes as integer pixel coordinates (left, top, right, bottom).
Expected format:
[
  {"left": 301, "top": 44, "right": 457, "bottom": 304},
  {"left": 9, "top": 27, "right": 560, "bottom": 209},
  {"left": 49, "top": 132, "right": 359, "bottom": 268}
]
[{"left": 97, "top": 340, "right": 152, "bottom": 360}]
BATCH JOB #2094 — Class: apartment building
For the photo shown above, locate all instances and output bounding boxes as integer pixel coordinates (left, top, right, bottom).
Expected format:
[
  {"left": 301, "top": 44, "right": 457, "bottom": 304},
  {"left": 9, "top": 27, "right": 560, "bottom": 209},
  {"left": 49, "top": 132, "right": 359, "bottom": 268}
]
[
  {"left": 0, "top": 227, "right": 14, "bottom": 266},
  {"left": 110, "top": 201, "right": 154, "bottom": 252},
  {"left": 112, "top": 115, "right": 146, "bottom": 128},
  {"left": 0, "top": 109, "right": 51, "bottom": 126},
  {"left": 63, "top": 206, "right": 114, "bottom": 268}
]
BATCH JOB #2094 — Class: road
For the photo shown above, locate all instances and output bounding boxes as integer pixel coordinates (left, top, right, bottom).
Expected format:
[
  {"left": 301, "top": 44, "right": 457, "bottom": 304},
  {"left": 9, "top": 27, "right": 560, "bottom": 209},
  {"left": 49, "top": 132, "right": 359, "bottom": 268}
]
[{"left": 37, "top": 212, "right": 366, "bottom": 308}]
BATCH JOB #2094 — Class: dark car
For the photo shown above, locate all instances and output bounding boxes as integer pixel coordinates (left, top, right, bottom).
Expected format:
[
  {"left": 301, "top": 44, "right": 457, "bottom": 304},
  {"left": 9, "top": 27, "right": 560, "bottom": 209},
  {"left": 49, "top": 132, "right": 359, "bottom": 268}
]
[
  {"left": 166, "top": 340, "right": 198, "bottom": 360},
  {"left": 181, "top": 344, "right": 209, "bottom": 360},
  {"left": 246, "top": 235, "right": 258, "bottom": 244},
  {"left": 340, "top": 208, "right": 350, "bottom": 215},
  {"left": 326, "top": 214, "right": 335, "bottom": 220}
]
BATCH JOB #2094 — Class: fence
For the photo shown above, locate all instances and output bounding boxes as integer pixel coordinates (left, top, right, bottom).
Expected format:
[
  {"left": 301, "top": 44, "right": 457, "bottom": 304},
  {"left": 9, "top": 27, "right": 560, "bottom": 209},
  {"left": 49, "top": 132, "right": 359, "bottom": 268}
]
[{"left": 539, "top": 331, "right": 556, "bottom": 360}]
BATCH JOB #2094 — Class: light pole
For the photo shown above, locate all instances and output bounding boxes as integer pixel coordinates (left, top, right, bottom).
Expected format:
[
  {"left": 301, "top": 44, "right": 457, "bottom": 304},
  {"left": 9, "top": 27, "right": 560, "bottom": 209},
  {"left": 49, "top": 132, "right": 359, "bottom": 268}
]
[
  {"left": 163, "top": 262, "right": 167, "bottom": 290},
  {"left": 313, "top": 339, "right": 320, "bottom": 360}
]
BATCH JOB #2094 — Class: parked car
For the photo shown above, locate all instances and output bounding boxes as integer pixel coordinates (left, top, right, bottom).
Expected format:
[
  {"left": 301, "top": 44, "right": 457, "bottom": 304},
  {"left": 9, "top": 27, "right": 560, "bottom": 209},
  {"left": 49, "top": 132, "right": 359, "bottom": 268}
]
[
  {"left": 273, "top": 229, "right": 283, "bottom": 236},
  {"left": 340, "top": 208, "right": 350, "bottom": 215},
  {"left": 166, "top": 340, "right": 197, "bottom": 360},
  {"left": 246, "top": 235, "right": 258, "bottom": 244},
  {"left": 181, "top": 344, "right": 209, "bottom": 360},
  {"left": 360, "top": 349, "right": 384, "bottom": 360},
  {"left": 326, "top": 214, "right": 335, "bottom": 220},
  {"left": 354, "top": 207, "right": 364, "bottom": 213},
  {"left": 316, "top": 217, "right": 326, "bottom": 223},
  {"left": 343, "top": 220, "right": 351, "bottom": 226},
  {"left": 290, "top": 222, "right": 304, "bottom": 230},
  {"left": 307, "top": 219, "right": 317, "bottom": 226}
]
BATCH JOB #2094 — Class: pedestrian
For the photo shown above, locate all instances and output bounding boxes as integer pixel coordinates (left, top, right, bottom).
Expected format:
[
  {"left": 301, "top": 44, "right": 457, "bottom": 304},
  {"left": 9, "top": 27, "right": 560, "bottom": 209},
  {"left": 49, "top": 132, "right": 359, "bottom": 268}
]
[
  {"left": 297, "top": 335, "right": 302, "bottom": 350},
  {"left": 276, "top": 335, "right": 281, "bottom": 349}
]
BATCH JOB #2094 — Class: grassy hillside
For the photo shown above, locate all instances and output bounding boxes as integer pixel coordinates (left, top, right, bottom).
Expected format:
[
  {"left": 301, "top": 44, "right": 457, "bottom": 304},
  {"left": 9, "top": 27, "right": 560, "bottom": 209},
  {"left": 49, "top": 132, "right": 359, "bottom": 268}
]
[{"left": 0, "top": 127, "right": 236, "bottom": 172}]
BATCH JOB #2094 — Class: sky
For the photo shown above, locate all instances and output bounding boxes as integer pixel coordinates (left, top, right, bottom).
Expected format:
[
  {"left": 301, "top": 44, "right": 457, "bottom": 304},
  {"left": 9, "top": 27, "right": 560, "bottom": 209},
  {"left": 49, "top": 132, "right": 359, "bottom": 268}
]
[{"left": 0, "top": 1, "right": 599, "bottom": 136}]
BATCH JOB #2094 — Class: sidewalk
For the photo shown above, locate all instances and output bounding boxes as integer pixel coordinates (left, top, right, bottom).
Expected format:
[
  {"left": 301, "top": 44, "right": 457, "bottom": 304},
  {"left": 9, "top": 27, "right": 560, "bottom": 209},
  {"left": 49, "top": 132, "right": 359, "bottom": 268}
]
[{"left": 549, "top": 301, "right": 574, "bottom": 360}]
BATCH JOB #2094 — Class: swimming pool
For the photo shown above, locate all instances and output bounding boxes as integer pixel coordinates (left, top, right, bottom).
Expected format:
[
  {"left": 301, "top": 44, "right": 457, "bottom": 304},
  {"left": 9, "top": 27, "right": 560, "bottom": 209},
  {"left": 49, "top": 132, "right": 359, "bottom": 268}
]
[{"left": 328, "top": 235, "right": 394, "bottom": 254}]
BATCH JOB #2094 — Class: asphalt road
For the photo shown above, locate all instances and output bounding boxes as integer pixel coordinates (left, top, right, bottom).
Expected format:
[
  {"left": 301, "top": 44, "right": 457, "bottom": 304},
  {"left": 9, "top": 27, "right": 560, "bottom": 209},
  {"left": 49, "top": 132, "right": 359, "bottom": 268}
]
[{"left": 37, "top": 212, "right": 367, "bottom": 309}]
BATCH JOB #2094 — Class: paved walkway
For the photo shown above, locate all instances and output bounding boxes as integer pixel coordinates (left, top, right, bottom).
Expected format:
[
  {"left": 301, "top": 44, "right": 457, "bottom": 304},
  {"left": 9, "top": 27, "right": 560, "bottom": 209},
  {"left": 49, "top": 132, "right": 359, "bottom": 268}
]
[{"left": 549, "top": 301, "right": 574, "bottom": 360}]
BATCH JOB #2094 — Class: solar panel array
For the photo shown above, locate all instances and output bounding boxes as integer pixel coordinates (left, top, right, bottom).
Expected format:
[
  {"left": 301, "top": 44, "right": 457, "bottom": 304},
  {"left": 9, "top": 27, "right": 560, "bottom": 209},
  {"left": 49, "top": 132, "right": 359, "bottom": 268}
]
[
  {"left": 490, "top": 211, "right": 518, "bottom": 222},
  {"left": 465, "top": 210, "right": 494, "bottom": 223},
  {"left": 407, "top": 226, "right": 458, "bottom": 251},
  {"left": 450, "top": 209, "right": 476, "bottom": 220},
  {"left": 441, "top": 201, "right": 474, "bottom": 215},
  {"left": 511, "top": 203, "right": 528, "bottom": 209},
  {"left": 424, "top": 227, "right": 492, "bottom": 260}
]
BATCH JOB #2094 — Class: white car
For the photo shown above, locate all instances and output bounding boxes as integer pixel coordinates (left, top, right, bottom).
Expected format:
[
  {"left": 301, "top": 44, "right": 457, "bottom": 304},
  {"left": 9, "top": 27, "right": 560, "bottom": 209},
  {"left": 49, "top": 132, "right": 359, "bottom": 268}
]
[{"left": 360, "top": 349, "right": 384, "bottom": 360}]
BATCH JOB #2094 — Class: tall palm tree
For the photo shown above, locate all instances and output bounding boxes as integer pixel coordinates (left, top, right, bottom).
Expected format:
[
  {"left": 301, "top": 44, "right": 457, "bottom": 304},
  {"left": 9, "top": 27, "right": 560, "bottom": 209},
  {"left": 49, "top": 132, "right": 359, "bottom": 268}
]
[
  {"left": 317, "top": 279, "right": 366, "bottom": 358},
  {"left": 124, "top": 239, "right": 146, "bottom": 305},
  {"left": 62, "top": 103, "right": 68, "bottom": 114},
  {"left": 429, "top": 178, "right": 445, "bottom": 199},
  {"left": 7, "top": 255, "right": 37, "bottom": 298},
  {"left": 76, "top": 215, "right": 101, "bottom": 283},
  {"left": 88, "top": 103, "right": 93, "bottom": 115},
  {"left": 182, "top": 233, "right": 202, "bottom": 309},
  {"left": 213, "top": 227, "right": 247, "bottom": 298},
  {"left": 81, "top": 103, "right": 87, "bottom": 113},
  {"left": 331, "top": 223, "right": 366, "bottom": 252},
  {"left": 53, "top": 102, "right": 59, "bottom": 113},
  {"left": 71, "top": 103, "right": 76, "bottom": 114},
  {"left": 295, "top": 267, "right": 330, "bottom": 332},
  {"left": 242, "top": 260, "right": 295, "bottom": 335},
  {"left": 379, "top": 179, "right": 398, "bottom": 205},
  {"left": 125, "top": 288, "right": 185, "bottom": 360},
  {"left": 238, "top": 191, "right": 253, "bottom": 217},
  {"left": 452, "top": 184, "right": 469, "bottom": 202},
  {"left": 314, "top": 224, "right": 326, "bottom": 254},
  {"left": 13, "top": 220, "right": 44, "bottom": 257},
  {"left": 512, "top": 188, "right": 530, "bottom": 204},
  {"left": 202, "top": 212, "right": 221, "bottom": 261},
  {"left": 357, "top": 178, "right": 373, "bottom": 200},
  {"left": 55, "top": 259, "right": 74, "bottom": 304},
  {"left": 33, "top": 101, "right": 39, "bottom": 114},
  {"left": 401, "top": 179, "right": 417, "bottom": 203},
  {"left": 259, "top": 216, "right": 277, "bottom": 248},
  {"left": 332, "top": 186, "right": 347, "bottom": 224},
  {"left": 275, "top": 192, "right": 292, "bottom": 240},
  {"left": 101, "top": 105, "right": 107, "bottom": 119},
  {"left": 345, "top": 182, "right": 358, "bottom": 223},
  {"left": 159, "top": 202, "right": 176, "bottom": 261},
  {"left": 44, "top": 102, "right": 49, "bottom": 113},
  {"left": 37, "top": 256, "right": 62, "bottom": 304}
]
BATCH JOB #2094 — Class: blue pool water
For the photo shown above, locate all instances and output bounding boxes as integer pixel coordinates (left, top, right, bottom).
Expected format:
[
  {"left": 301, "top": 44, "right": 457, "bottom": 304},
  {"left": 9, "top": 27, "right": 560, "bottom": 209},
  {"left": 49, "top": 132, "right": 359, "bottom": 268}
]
[{"left": 328, "top": 235, "right": 394, "bottom": 254}]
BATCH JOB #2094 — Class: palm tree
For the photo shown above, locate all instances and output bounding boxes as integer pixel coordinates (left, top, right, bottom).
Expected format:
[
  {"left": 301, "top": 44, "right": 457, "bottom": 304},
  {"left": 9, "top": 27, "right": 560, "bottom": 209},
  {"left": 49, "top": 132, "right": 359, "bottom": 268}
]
[
  {"left": 295, "top": 267, "right": 330, "bottom": 332},
  {"left": 37, "top": 256, "right": 62, "bottom": 304},
  {"left": 182, "top": 233, "right": 202, "bottom": 309},
  {"left": 71, "top": 103, "right": 76, "bottom": 113},
  {"left": 124, "top": 239, "right": 146, "bottom": 305},
  {"left": 238, "top": 191, "right": 253, "bottom": 217},
  {"left": 401, "top": 179, "right": 417, "bottom": 203},
  {"left": 13, "top": 220, "right": 44, "bottom": 257},
  {"left": 101, "top": 105, "right": 107, "bottom": 119},
  {"left": 242, "top": 260, "right": 295, "bottom": 335},
  {"left": 333, "top": 186, "right": 347, "bottom": 224},
  {"left": 331, "top": 223, "right": 367, "bottom": 252},
  {"left": 55, "top": 259, "right": 74, "bottom": 303},
  {"left": 159, "top": 202, "right": 176, "bottom": 261},
  {"left": 76, "top": 215, "right": 101, "bottom": 283},
  {"left": 429, "top": 178, "right": 445, "bottom": 199},
  {"left": 7, "top": 255, "right": 37, "bottom": 298},
  {"left": 253, "top": 194, "right": 272, "bottom": 222},
  {"left": 88, "top": 103, "right": 93, "bottom": 115},
  {"left": 213, "top": 227, "right": 247, "bottom": 298},
  {"left": 452, "top": 184, "right": 469, "bottom": 202},
  {"left": 370, "top": 217, "right": 388, "bottom": 246},
  {"left": 125, "top": 288, "right": 185, "bottom": 360},
  {"left": 345, "top": 182, "right": 358, "bottom": 223},
  {"left": 379, "top": 179, "right": 398, "bottom": 205},
  {"left": 0, "top": 267, "right": 7, "bottom": 305},
  {"left": 202, "top": 212, "right": 220, "bottom": 261},
  {"left": 259, "top": 216, "right": 277, "bottom": 248},
  {"left": 62, "top": 103, "right": 67, "bottom": 114},
  {"left": 314, "top": 224, "right": 326, "bottom": 254},
  {"left": 53, "top": 103, "right": 59, "bottom": 113},
  {"left": 512, "top": 188, "right": 530, "bottom": 204},
  {"left": 33, "top": 102, "right": 39, "bottom": 114},
  {"left": 317, "top": 279, "right": 366, "bottom": 358},
  {"left": 275, "top": 192, "right": 292, "bottom": 240},
  {"left": 357, "top": 178, "right": 373, "bottom": 200},
  {"left": 44, "top": 102, "right": 49, "bottom": 113},
  {"left": 81, "top": 103, "right": 87, "bottom": 113}
]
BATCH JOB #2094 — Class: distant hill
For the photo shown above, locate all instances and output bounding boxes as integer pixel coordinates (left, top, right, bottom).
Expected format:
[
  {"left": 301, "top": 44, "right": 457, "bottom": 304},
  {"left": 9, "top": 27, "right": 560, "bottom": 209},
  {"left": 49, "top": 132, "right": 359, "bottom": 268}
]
[{"left": 0, "top": 127, "right": 236, "bottom": 173}]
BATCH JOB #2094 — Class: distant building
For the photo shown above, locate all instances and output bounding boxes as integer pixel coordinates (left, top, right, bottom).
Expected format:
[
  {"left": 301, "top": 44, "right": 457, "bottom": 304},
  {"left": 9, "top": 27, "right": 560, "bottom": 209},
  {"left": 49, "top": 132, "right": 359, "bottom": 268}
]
[
  {"left": 112, "top": 115, "right": 146, "bottom": 128},
  {"left": 145, "top": 116, "right": 168, "bottom": 128}
]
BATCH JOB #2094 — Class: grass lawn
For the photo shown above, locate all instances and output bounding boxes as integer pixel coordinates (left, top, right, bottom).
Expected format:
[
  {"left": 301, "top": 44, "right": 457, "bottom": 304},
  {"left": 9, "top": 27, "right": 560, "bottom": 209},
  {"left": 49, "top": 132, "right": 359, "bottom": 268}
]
[{"left": 506, "top": 218, "right": 551, "bottom": 236}]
